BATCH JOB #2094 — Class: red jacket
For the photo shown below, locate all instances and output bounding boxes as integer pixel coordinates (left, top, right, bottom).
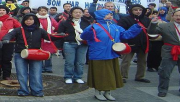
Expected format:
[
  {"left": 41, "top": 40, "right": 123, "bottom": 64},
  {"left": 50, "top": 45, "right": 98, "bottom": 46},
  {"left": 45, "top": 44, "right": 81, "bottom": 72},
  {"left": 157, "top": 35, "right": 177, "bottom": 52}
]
[
  {"left": 0, "top": 15, "right": 21, "bottom": 40},
  {"left": 38, "top": 17, "right": 58, "bottom": 53}
]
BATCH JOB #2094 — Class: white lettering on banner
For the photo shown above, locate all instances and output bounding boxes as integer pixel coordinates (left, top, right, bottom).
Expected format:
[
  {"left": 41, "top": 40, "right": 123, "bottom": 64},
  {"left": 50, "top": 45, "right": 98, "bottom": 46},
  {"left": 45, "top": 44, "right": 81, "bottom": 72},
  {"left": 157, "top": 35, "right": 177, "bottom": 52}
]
[{"left": 29, "top": 0, "right": 127, "bottom": 14}]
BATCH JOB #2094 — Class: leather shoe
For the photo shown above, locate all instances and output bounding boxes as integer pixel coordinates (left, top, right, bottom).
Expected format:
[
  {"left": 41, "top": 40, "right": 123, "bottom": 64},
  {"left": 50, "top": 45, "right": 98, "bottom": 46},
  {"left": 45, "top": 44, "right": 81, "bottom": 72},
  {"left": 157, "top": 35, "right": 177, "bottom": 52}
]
[
  {"left": 147, "top": 68, "right": 156, "bottom": 72},
  {"left": 135, "top": 78, "right": 150, "bottom": 83},
  {"left": 158, "top": 92, "right": 166, "bottom": 97}
]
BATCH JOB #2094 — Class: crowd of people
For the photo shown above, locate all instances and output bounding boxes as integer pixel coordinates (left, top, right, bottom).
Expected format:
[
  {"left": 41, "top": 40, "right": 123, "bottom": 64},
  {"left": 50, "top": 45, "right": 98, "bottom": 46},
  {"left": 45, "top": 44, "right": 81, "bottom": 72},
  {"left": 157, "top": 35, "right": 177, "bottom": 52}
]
[{"left": 0, "top": 0, "right": 179, "bottom": 101}]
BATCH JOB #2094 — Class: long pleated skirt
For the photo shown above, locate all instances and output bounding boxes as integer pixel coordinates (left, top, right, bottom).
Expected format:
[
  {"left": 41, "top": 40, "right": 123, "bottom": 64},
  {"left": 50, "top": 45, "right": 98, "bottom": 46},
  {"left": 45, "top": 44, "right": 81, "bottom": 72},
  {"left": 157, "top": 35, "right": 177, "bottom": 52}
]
[{"left": 87, "top": 58, "right": 124, "bottom": 90}]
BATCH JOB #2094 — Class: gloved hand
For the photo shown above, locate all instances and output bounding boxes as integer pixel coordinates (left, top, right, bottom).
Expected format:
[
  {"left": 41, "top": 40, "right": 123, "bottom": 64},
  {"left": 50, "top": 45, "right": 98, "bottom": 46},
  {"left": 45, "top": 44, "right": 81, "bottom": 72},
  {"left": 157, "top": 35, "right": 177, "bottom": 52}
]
[
  {"left": 57, "top": 33, "right": 67, "bottom": 36},
  {"left": 53, "top": 33, "right": 68, "bottom": 38},
  {"left": 93, "top": 0, "right": 98, "bottom": 3},
  {"left": 2, "top": 40, "right": 9, "bottom": 44},
  {"left": 0, "top": 41, "right": 3, "bottom": 48}
]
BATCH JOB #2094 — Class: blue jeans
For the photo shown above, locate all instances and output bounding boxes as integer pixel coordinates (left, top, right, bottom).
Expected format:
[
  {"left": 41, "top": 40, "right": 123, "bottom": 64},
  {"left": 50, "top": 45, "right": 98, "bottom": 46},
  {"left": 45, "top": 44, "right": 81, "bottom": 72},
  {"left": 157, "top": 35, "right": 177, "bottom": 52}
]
[
  {"left": 14, "top": 53, "right": 44, "bottom": 96},
  {"left": 42, "top": 56, "right": 52, "bottom": 72},
  {"left": 63, "top": 42, "right": 88, "bottom": 80}
]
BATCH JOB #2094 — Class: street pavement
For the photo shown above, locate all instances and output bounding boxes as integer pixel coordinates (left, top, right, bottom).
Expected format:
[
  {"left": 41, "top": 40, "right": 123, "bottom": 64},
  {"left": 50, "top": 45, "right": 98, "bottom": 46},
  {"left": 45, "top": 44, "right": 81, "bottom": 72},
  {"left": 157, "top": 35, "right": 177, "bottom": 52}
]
[{"left": 0, "top": 54, "right": 179, "bottom": 102}]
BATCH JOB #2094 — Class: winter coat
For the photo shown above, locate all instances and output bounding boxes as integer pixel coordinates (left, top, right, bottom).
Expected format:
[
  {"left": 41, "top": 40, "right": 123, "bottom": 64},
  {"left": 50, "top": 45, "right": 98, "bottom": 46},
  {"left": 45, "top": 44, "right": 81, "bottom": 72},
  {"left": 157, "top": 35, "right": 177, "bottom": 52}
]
[
  {"left": 2, "top": 13, "right": 62, "bottom": 53},
  {"left": 82, "top": 16, "right": 94, "bottom": 24},
  {"left": 38, "top": 17, "right": 58, "bottom": 32},
  {"left": 118, "top": 4, "right": 151, "bottom": 53},
  {"left": 58, "top": 17, "right": 90, "bottom": 43},
  {"left": 0, "top": 14, "right": 21, "bottom": 40},
  {"left": 54, "top": 11, "right": 69, "bottom": 22},
  {"left": 81, "top": 9, "right": 142, "bottom": 60},
  {"left": 38, "top": 16, "right": 58, "bottom": 53},
  {"left": 2, "top": 28, "right": 61, "bottom": 53}
]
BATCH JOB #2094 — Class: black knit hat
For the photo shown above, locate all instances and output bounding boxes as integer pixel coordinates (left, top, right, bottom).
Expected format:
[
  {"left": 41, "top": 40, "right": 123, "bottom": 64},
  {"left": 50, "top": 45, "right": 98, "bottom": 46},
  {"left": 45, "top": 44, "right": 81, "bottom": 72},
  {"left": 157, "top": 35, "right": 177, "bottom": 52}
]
[
  {"left": 0, "top": 5, "right": 10, "bottom": 14},
  {"left": 20, "top": 7, "right": 31, "bottom": 14},
  {"left": 6, "top": 0, "right": 15, "bottom": 3}
]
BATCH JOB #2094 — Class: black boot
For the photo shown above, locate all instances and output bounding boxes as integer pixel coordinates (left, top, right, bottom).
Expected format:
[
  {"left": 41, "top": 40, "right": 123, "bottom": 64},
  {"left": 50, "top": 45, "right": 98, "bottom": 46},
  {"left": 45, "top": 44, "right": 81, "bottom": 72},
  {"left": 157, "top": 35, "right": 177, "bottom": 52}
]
[{"left": 147, "top": 68, "right": 156, "bottom": 72}]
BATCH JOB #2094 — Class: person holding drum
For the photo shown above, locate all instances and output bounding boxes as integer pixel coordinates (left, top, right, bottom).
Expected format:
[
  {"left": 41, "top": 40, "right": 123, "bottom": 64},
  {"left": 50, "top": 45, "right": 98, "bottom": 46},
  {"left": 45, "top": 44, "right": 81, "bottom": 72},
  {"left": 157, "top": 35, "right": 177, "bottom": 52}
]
[
  {"left": 0, "top": 13, "right": 66, "bottom": 97},
  {"left": 0, "top": 5, "right": 21, "bottom": 80},
  {"left": 80, "top": 9, "right": 142, "bottom": 101},
  {"left": 36, "top": 6, "right": 59, "bottom": 73},
  {"left": 58, "top": 7, "right": 90, "bottom": 84}
]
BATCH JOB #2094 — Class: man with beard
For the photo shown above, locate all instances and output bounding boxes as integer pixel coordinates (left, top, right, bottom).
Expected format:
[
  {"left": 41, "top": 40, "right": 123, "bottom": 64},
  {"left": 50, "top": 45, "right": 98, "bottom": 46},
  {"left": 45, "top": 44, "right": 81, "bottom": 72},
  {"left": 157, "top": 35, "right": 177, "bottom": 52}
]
[{"left": 118, "top": 4, "right": 151, "bottom": 83}]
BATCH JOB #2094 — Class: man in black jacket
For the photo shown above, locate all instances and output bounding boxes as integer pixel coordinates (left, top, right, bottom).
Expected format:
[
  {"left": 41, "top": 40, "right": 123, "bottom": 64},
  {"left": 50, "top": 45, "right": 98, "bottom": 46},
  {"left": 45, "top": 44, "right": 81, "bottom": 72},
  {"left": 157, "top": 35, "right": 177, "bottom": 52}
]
[
  {"left": 54, "top": 3, "right": 71, "bottom": 22},
  {"left": 118, "top": 4, "right": 151, "bottom": 83}
]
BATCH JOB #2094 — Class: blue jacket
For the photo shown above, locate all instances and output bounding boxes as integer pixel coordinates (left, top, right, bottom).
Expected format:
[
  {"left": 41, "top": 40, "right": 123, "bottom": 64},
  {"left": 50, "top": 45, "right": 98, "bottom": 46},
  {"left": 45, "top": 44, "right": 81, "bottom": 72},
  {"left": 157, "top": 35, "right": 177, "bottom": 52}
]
[{"left": 81, "top": 9, "right": 142, "bottom": 60}]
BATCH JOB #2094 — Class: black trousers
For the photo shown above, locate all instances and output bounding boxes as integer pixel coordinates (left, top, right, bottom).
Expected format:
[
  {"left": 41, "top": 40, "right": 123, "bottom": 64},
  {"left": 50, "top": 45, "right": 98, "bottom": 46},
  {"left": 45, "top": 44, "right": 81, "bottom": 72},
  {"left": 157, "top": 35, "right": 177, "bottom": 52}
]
[
  {"left": 0, "top": 43, "right": 14, "bottom": 78},
  {"left": 147, "top": 41, "right": 163, "bottom": 70}
]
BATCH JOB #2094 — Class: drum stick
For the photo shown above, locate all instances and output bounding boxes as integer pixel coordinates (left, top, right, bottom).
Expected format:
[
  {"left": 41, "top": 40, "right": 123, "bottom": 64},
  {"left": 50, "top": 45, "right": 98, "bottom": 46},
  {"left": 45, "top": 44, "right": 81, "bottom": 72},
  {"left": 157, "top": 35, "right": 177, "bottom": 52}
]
[
  {"left": 51, "top": 33, "right": 66, "bottom": 36},
  {"left": 2, "top": 41, "right": 16, "bottom": 44},
  {"left": 129, "top": 44, "right": 135, "bottom": 46},
  {"left": 9, "top": 41, "right": 16, "bottom": 43}
]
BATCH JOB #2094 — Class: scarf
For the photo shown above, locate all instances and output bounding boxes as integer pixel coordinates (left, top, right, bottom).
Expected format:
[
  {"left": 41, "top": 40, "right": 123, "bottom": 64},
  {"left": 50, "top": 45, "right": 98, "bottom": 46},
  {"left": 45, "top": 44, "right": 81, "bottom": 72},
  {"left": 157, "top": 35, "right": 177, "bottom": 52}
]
[
  {"left": 0, "top": 14, "right": 10, "bottom": 22},
  {"left": 0, "top": 14, "right": 10, "bottom": 31},
  {"left": 23, "top": 24, "right": 37, "bottom": 32},
  {"left": 72, "top": 18, "right": 83, "bottom": 45},
  {"left": 6, "top": 3, "right": 16, "bottom": 11},
  {"left": 36, "top": 13, "right": 52, "bottom": 43}
]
